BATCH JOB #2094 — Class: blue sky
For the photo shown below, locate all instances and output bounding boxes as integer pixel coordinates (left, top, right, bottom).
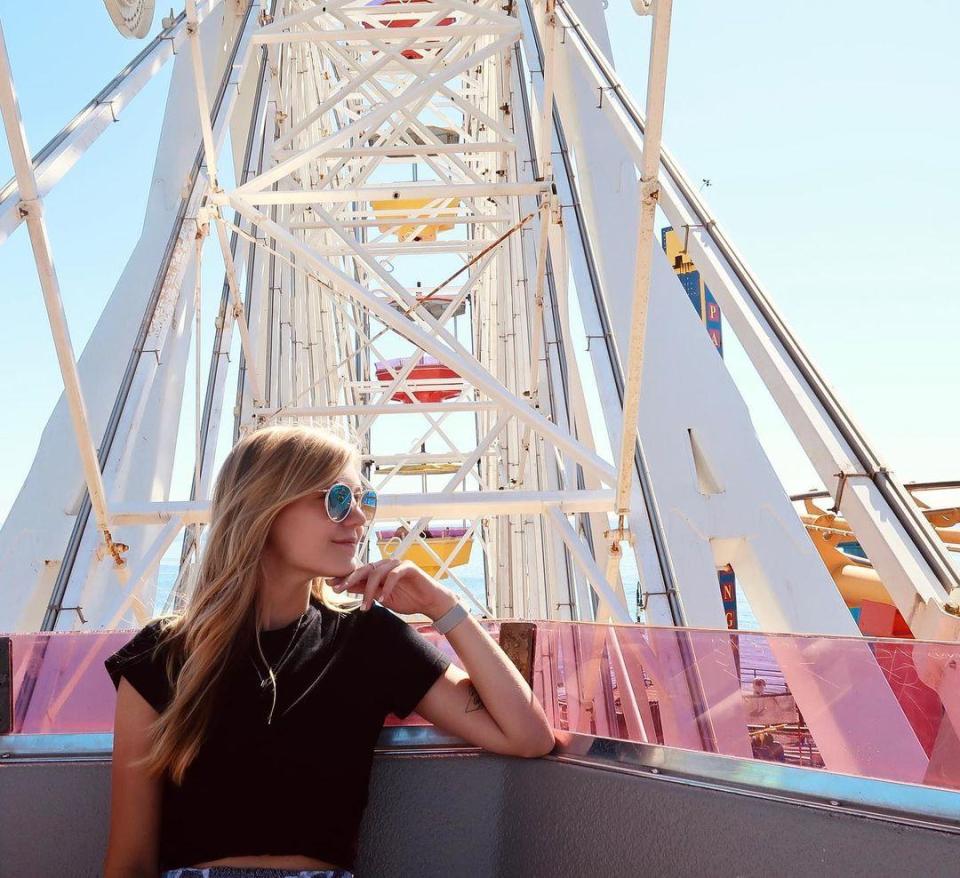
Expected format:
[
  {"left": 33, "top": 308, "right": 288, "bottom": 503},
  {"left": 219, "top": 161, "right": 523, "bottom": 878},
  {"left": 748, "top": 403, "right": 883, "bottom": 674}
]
[
  {"left": 606, "top": 2, "right": 959, "bottom": 499},
  {"left": 0, "top": 1, "right": 957, "bottom": 532}
]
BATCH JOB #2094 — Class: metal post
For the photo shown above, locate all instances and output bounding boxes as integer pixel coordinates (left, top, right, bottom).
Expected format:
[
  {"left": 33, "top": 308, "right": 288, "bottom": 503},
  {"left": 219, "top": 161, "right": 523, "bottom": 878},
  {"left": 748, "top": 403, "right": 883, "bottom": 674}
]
[
  {"left": 605, "top": 0, "right": 674, "bottom": 611},
  {"left": 0, "top": 24, "right": 120, "bottom": 564}
]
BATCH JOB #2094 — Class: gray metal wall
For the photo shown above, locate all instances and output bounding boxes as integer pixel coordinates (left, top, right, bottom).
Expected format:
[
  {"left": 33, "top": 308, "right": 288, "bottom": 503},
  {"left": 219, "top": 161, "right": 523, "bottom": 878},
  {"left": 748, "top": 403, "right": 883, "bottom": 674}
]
[{"left": 1, "top": 752, "right": 956, "bottom": 877}]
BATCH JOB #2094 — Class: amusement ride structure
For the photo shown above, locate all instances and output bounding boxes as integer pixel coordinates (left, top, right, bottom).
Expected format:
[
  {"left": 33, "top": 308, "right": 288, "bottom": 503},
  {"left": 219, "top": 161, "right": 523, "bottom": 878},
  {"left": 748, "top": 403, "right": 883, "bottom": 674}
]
[{"left": 2, "top": 2, "right": 960, "bottom": 875}]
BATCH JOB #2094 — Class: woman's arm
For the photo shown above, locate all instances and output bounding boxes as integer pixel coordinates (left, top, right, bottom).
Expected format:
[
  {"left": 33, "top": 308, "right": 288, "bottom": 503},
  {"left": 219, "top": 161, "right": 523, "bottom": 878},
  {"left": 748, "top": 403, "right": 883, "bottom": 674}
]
[
  {"left": 332, "top": 559, "right": 555, "bottom": 758},
  {"left": 414, "top": 591, "right": 555, "bottom": 757},
  {"left": 103, "top": 678, "right": 163, "bottom": 877}
]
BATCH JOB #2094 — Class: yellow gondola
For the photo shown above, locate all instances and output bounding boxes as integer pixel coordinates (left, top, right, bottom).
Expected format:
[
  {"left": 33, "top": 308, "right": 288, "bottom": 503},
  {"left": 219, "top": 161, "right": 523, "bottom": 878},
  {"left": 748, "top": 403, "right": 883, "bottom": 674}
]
[
  {"left": 370, "top": 195, "right": 460, "bottom": 242},
  {"left": 377, "top": 526, "right": 473, "bottom": 579},
  {"left": 374, "top": 462, "right": 462, "bottom": 476}
]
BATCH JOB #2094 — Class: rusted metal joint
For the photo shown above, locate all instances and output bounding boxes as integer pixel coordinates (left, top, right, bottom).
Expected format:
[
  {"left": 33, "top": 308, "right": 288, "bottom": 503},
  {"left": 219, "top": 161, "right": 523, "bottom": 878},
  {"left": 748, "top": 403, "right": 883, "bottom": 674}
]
[
  {"left": 603, "top": 519, "right": 633, "bottom": 553},
  {"left": 945, "top": 588, "right": 960, "bottom": 617},
  {"left": 16, "top": 198, "right": 40, "bottom": 220},
  {"left": 103, "top": 529, "right": 130, "bottom": 569},
  {"left": 640, "top": 177, "right": 660, "bottom": 203}
]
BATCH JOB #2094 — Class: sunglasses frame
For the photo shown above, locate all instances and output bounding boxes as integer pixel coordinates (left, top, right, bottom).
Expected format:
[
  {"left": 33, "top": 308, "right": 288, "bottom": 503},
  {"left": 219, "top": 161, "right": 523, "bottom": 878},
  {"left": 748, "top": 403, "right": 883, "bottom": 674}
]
[{"left": 318, "top": 482, "right": 378, "bottom": 524}]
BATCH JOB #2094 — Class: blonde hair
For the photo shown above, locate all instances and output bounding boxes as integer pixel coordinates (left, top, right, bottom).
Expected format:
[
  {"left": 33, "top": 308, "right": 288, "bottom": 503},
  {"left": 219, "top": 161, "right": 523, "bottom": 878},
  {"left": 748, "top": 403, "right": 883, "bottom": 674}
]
[{"left": 134, "top": 424, "right": 365, "bottom": 784}]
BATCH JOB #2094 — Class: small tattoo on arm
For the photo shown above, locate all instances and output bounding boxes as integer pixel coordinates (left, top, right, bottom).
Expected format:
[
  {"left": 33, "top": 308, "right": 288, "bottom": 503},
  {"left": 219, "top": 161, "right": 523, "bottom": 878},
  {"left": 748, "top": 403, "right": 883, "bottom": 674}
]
[{"left": 465, "top": 683, "right": 485, "bottom": 713}]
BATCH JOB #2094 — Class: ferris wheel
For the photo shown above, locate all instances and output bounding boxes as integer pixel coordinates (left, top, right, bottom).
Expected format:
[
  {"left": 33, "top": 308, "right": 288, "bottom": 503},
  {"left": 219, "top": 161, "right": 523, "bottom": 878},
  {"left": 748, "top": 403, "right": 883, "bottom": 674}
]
[{"left": 0, "top": 0, "right": 956, "bottom": 650}]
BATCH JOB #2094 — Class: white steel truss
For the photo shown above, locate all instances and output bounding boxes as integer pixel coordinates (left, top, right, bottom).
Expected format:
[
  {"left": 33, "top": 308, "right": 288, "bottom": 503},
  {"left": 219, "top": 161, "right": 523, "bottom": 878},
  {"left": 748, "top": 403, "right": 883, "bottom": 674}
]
[
  {"left": 1, "top": 0, "right": 957, "bottom": 670},
  {"left": 195, "top": 0, "right": 636, "bottom": 624},
  {"left": 3, "top": 0, "right": 957, "bottom": 776}
]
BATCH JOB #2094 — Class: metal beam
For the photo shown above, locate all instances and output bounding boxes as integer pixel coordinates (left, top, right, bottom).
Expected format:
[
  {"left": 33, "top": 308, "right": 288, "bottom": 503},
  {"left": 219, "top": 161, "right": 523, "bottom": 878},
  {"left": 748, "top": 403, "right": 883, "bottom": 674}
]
[
  {"left": 0, "top": 23, "right": 116, "bottom": 556},
  {"left": 554, "top": 0, "right": 960, "bottom": 636},
  {"left": 110, "top": 489, "right": 620, "bottom": 526},
  {"left": 239, "top": 181, "right": 550, "bottom": 204},
  {"left": 253, "top": 401, "right": 498, "bottom": 417}
]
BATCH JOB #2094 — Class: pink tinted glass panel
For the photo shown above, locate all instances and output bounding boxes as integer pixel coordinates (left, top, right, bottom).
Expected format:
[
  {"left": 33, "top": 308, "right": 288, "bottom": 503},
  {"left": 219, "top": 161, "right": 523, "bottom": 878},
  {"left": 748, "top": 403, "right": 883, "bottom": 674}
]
[
  {"left": 4, "top": 620, "right": 960, "bottom": 791},
  {"left": 6, "top": 629, "right": 146, "bottom": 735},
  {"left": 531, "top": 622, "right": 960, "bottom": 790},
  {"left": 1, "top": 622, "right": 478, "bottom": 734}
]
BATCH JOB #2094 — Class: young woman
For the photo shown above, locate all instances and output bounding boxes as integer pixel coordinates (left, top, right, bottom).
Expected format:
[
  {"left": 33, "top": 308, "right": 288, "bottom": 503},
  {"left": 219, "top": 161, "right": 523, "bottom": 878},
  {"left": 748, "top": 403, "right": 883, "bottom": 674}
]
[{"left": 103, "top": 424, "right": 555, "bottom": 878}]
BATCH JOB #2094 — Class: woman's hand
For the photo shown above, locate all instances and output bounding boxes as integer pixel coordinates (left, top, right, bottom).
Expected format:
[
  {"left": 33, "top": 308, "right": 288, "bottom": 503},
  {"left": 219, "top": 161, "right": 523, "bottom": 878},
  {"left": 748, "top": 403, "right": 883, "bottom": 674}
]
[{"left": 330, "top": 558, "right": 458, "bottom": 619}]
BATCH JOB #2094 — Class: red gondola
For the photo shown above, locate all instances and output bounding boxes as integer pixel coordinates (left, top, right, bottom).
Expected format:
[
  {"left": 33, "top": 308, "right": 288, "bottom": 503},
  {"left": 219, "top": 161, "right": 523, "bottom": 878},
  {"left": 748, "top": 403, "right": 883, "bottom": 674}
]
[
  {"left": 362, "top": 0, "right": 455, "bottom": 61},
  {"left": 374, "top": 354, "right": 463, "bottom": 403}
]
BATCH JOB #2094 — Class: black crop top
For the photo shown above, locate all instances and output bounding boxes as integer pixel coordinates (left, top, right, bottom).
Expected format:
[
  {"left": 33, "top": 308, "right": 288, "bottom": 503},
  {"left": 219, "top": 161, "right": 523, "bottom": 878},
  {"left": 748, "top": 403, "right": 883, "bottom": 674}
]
[{"left": 103, "top": 595, "right": 452, "bottom": 871}]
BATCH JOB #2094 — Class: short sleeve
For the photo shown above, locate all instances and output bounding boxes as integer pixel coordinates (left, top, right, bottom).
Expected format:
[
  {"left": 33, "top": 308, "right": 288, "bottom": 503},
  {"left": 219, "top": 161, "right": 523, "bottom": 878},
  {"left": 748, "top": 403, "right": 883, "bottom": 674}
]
[
  {"left": 363, "top": 603, "right": 452, "bottom": 718},
  {"left": 103, "top": 620, "right": 174, "bottom": 715}
]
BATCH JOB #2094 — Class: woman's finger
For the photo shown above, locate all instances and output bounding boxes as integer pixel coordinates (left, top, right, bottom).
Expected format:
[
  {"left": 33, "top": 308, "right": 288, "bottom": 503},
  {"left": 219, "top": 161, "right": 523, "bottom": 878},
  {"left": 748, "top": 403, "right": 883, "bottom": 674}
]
[
  {"left": 362, "top": 559, "right": 400, "bottom": 610},
  {"left": 379, "top": 567, "right": 404, "bottom": 605},
  {"left": 332, "top": 561, "right": 373, "bottom": 592},
  {"left": 336, "top": 564, "right": 373, "bottom": 583},
  {"left": 361, "top": 562, "right": 391, "bottom": 610}
]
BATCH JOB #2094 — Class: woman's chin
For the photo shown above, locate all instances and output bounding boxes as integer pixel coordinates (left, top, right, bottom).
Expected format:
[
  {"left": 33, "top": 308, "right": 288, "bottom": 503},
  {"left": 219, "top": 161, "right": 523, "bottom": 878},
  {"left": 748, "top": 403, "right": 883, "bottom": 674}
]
[{"left": 323, "top": 557, "right": 360, "bottom": 579}]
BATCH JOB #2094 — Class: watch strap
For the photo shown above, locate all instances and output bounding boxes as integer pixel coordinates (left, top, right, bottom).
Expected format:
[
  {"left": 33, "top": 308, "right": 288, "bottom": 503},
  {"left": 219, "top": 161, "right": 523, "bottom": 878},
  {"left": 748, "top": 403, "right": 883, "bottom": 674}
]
[{"left": 432, "top": 600, "right": 468, "bottom": 635}]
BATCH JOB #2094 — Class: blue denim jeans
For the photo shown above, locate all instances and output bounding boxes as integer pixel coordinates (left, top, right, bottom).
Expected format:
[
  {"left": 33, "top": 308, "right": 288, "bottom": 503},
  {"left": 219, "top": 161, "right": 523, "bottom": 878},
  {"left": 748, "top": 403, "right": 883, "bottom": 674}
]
[{"left": 160, "top": 868, "right": 353, "bottom": 878}]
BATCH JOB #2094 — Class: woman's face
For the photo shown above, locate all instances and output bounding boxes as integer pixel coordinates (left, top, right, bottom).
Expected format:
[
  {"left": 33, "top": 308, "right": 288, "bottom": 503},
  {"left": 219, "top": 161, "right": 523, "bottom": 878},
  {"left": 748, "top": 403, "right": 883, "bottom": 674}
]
[{"left": 263, "top": 463, "right": 368, "bottom": 580}]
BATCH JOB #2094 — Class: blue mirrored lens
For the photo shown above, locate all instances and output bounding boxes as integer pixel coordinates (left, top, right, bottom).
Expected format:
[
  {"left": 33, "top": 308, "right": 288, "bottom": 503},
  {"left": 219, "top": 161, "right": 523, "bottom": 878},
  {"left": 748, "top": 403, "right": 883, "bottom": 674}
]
[
  {"left": 326, "top": 483, "right": 353, "bottom": 521},
  {"left": 360, "top": 490, "right": 378, "bottom": 521}
]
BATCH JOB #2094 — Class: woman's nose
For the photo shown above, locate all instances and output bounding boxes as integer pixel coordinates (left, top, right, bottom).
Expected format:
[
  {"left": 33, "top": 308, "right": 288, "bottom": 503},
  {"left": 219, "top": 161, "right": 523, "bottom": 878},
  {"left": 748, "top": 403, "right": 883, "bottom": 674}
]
[{"left": 345, "top": 497, "right": 367, "bottom": 525}]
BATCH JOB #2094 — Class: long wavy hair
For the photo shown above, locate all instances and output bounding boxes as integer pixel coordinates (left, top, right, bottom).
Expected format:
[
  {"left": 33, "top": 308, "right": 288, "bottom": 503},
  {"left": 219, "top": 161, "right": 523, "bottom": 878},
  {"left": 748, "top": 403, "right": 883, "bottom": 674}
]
[{"left": 132, "top": 424, "right": 365, "bottom": 784}]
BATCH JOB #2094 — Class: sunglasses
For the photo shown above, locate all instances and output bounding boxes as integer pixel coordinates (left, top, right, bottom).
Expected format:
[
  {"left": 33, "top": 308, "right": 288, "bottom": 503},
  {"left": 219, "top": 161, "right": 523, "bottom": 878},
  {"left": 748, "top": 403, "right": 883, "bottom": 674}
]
[{"left": 318, "top": 483, "right": 378, "bottom": 524}]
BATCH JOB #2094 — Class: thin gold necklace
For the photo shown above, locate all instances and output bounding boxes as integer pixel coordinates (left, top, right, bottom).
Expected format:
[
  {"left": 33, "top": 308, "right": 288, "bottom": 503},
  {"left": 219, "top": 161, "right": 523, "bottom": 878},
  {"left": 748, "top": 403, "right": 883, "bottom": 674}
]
[
  {"left": 251, "top": 609, "right": 308, "bottom": 724},
  {"left": 273, "top": 611, "right": 343, "bottom": 723}
]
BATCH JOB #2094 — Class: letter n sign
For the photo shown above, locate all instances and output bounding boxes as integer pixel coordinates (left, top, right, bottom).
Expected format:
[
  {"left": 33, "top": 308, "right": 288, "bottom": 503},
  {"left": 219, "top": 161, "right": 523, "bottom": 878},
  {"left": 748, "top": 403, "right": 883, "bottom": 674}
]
[{"left": 717, "top": 565, "right": 738, "bottom": 630}]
